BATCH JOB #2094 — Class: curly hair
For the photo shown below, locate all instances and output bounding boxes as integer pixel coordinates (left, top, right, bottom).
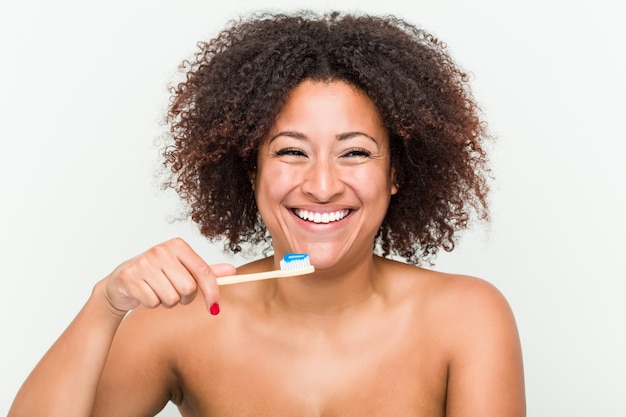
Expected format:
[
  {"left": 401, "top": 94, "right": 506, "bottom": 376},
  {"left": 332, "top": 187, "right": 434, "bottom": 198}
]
[{"left": 162, "top": 10, "right": 491, "bottom": 264}]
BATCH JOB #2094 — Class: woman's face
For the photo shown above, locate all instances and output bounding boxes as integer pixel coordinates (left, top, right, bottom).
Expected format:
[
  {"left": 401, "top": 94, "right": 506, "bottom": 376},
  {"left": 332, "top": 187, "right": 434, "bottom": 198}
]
[{"left": 254, "top": 80, "right": 397, "bottom": 271}]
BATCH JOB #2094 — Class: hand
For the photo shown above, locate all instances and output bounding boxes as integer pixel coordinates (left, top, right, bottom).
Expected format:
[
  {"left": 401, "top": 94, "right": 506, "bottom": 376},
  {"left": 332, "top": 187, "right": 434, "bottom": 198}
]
[{"left": 102, "top": 238, "right": 235, "bottom": 314}]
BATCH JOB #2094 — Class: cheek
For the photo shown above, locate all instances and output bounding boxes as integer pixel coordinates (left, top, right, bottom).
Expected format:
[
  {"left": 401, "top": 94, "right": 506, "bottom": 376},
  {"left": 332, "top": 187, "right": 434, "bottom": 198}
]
[
  {"left": 346, "top": 165, "right": 395, "bottom": 198},
  {"left": 254, "top": 164, "right": 298, "bottom": 207}
]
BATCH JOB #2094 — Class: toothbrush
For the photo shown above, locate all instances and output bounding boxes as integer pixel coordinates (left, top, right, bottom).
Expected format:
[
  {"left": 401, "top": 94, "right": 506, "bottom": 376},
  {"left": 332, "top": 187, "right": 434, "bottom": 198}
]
[{"left": 216, "top": 253, "right": 315, "bottom": 286}]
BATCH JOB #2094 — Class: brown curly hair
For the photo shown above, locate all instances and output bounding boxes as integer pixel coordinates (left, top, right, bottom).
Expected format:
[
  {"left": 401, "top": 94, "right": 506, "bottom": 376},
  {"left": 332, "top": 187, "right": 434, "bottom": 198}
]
[{"left": 163, "top": 10, "right": 491, "bottom": 264}]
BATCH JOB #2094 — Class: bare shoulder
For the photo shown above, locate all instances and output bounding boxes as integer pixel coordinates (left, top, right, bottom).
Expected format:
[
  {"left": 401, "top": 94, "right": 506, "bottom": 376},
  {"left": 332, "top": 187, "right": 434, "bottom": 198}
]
[
  {"left": 381, "top": 260, "right": 526, "bottom": 416},
  {"left": 382, "top": 259, "right": 514, "bottom": 322},
  {"left": 433, "top": 272, "right": 519, "bottom": 348},
  {"left": 432, "top": 270, "right": 515, "bottom": 322}
]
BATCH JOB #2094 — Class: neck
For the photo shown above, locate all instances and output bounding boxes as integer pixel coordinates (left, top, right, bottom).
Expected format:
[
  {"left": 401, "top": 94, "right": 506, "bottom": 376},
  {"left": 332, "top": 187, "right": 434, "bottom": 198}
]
[{"left": 265, "top": 254, "right": 384, "bottom": 318}]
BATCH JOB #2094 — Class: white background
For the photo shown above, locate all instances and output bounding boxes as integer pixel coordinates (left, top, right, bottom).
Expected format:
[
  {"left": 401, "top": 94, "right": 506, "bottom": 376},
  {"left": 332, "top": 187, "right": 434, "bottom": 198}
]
[{"left": 1, "top": 0, "right": 624, "bottom": 416}]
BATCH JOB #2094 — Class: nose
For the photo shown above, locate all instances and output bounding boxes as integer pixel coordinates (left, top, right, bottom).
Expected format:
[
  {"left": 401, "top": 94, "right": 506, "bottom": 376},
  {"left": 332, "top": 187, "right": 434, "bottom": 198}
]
[{"left": 300, "top": 159, "right": 345, "bottom": 202}]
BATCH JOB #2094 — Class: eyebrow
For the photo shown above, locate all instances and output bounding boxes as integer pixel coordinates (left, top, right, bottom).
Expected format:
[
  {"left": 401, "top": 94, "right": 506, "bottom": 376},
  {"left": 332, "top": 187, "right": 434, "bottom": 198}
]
[{"left": 268, "top": 131, "right": 379, "bottom": 144}]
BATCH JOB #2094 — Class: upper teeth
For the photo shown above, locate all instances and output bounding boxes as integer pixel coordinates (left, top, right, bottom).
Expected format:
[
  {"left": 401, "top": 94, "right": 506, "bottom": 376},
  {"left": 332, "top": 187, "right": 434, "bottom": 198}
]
[{"left": 294, "top": 209, "right": 350, "bottom": 223}]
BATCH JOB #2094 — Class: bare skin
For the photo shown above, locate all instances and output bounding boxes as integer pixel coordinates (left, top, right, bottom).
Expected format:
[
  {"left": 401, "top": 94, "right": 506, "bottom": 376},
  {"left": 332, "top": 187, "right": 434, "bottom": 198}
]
[
  {"left": 93, "top": 255, "right": 524, "bottom": 417},
  {"left": 9, "top": 80, "right": 525, "bottom": 416}
]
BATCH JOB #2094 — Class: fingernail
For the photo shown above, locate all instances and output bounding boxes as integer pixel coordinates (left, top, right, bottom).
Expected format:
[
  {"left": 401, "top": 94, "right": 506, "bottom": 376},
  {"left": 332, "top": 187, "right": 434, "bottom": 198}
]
[{"left": 210, "top": 302, "right": 220, "bottom": 316}]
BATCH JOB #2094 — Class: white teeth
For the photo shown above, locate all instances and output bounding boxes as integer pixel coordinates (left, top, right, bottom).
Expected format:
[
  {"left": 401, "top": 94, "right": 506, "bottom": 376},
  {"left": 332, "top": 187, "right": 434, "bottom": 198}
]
[{"left": 294, "top": 209, "right": 349, "bottom": 224}]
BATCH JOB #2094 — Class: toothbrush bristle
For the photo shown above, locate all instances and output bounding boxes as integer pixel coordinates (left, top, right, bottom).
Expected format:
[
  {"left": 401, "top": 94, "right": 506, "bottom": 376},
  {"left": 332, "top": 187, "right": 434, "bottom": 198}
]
[{"left": 280, "top": 253, "right": 312, "bottom": 270}]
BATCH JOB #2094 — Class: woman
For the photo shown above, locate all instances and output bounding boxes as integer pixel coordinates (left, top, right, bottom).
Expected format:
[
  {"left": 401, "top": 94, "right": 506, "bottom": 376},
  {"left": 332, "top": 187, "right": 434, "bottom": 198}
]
[{"left": 9, "top": 11, "right": 525, "bottom": 417}]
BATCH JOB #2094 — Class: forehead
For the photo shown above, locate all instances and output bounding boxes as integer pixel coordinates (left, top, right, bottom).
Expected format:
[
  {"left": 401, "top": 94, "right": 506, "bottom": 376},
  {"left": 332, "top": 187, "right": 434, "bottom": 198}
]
[{"left": 269, "top": 80, "right": 387, "bottom": 138}]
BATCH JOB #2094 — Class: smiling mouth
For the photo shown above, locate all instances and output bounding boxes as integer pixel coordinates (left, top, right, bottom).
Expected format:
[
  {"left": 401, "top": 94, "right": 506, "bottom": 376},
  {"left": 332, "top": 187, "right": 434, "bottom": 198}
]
[{"left": 293, "top": 209, "right": 351, "bottom": 224}]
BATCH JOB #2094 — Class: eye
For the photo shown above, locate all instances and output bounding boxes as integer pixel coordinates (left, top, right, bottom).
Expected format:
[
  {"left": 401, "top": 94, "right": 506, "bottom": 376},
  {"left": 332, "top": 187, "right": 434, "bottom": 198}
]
[
  {"left": 274, "top": 147, "right": 308, "bottom": 158},
  {"left": 341, "top": 148, "right": 372, "bottom": 158}
]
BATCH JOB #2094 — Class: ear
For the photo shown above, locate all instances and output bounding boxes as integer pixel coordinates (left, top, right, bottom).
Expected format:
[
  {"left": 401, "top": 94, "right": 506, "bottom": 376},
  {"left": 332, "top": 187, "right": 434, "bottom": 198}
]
[
  {"left": 390, "top": 166, "right": 398, "bottom": 195},
  {"left": 248, "top": 169, "right": 256, "bottom": 191}
]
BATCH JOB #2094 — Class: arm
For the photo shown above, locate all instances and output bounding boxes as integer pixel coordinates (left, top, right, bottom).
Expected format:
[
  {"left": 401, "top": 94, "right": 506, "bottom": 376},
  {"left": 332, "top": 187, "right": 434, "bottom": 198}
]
[
  {"left": 444, "top": 278, "right": 526, "bottom": 417},
  {"left": 8, "top": 282, "right": 125, "bottom": 417},
  {"left": 91, "top": 301, "right": 189, "bottom": 416},
  {"left": 8, "top": 238, "right": 235, "bottom": 417}
]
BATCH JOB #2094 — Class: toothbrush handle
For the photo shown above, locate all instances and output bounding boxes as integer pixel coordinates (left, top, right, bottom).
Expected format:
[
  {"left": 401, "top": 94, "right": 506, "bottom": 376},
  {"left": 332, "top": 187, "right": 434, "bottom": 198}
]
[{"left": 216, "top": 266, "right": 315, "bottom": 286}]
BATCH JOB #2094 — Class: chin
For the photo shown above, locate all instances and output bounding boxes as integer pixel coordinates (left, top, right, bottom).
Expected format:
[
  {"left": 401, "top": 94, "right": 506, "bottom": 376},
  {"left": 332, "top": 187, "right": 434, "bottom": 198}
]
[
  {"left": 305, "top": 245, "right": 367, "bottom": 272},
  {"left": 293, "top": 247, "right": 342, "bottom": 270}
]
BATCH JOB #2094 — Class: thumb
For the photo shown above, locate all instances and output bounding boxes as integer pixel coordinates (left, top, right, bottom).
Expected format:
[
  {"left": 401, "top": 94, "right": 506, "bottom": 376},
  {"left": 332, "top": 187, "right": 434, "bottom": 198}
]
[{"left": 209, "top": 263, "right": 237, "bottom": 277}]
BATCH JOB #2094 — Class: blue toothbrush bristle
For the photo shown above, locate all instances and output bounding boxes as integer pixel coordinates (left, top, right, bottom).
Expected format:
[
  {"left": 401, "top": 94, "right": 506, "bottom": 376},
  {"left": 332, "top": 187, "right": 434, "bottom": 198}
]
[{"left": 280, "top": 253, "right": 311, "bottom": 270}]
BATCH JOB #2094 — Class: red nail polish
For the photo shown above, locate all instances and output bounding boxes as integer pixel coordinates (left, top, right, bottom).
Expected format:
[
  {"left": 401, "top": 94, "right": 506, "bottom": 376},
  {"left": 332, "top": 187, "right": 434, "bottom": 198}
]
[{"left": 210, "top": 302, "right": 220, "bottom": 316}]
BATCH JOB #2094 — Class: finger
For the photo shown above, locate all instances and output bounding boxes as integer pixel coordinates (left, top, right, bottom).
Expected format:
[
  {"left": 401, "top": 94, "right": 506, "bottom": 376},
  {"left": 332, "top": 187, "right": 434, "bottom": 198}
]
[
  {"left": 162, "top": 239, "right": 220, "bottom": 310},
  {"left": 208, "top": 263, "right": 238, "bottom": 277},
  {"left": 180, "top": 258, "right": 235, "bottom": 313},
  {"left": 114, "top": 273, "right": 163, "bottom": 310},
  {"left": 200, "top": 263, "right": 237, "bottom": 312},
  {"left": 110, "top": 257, "right": 166, "bottom": 310},
  {"left": 141, "top": 238, "right": 204, "bottom": 307},
  {"left": 161, "top": 265, "right": 199, "bottom": 306},
  {"left": 152, "top": 259, "right": 199, "bottom": 307},
  {"left": 164, "top": 238, "right": 235, "bottom": 312},
  {"left": 134, "top": 280, "right": 164, "bottom": 309},
  {"left": 132, "top": 248, "right": 187, "bottom": 308}
]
